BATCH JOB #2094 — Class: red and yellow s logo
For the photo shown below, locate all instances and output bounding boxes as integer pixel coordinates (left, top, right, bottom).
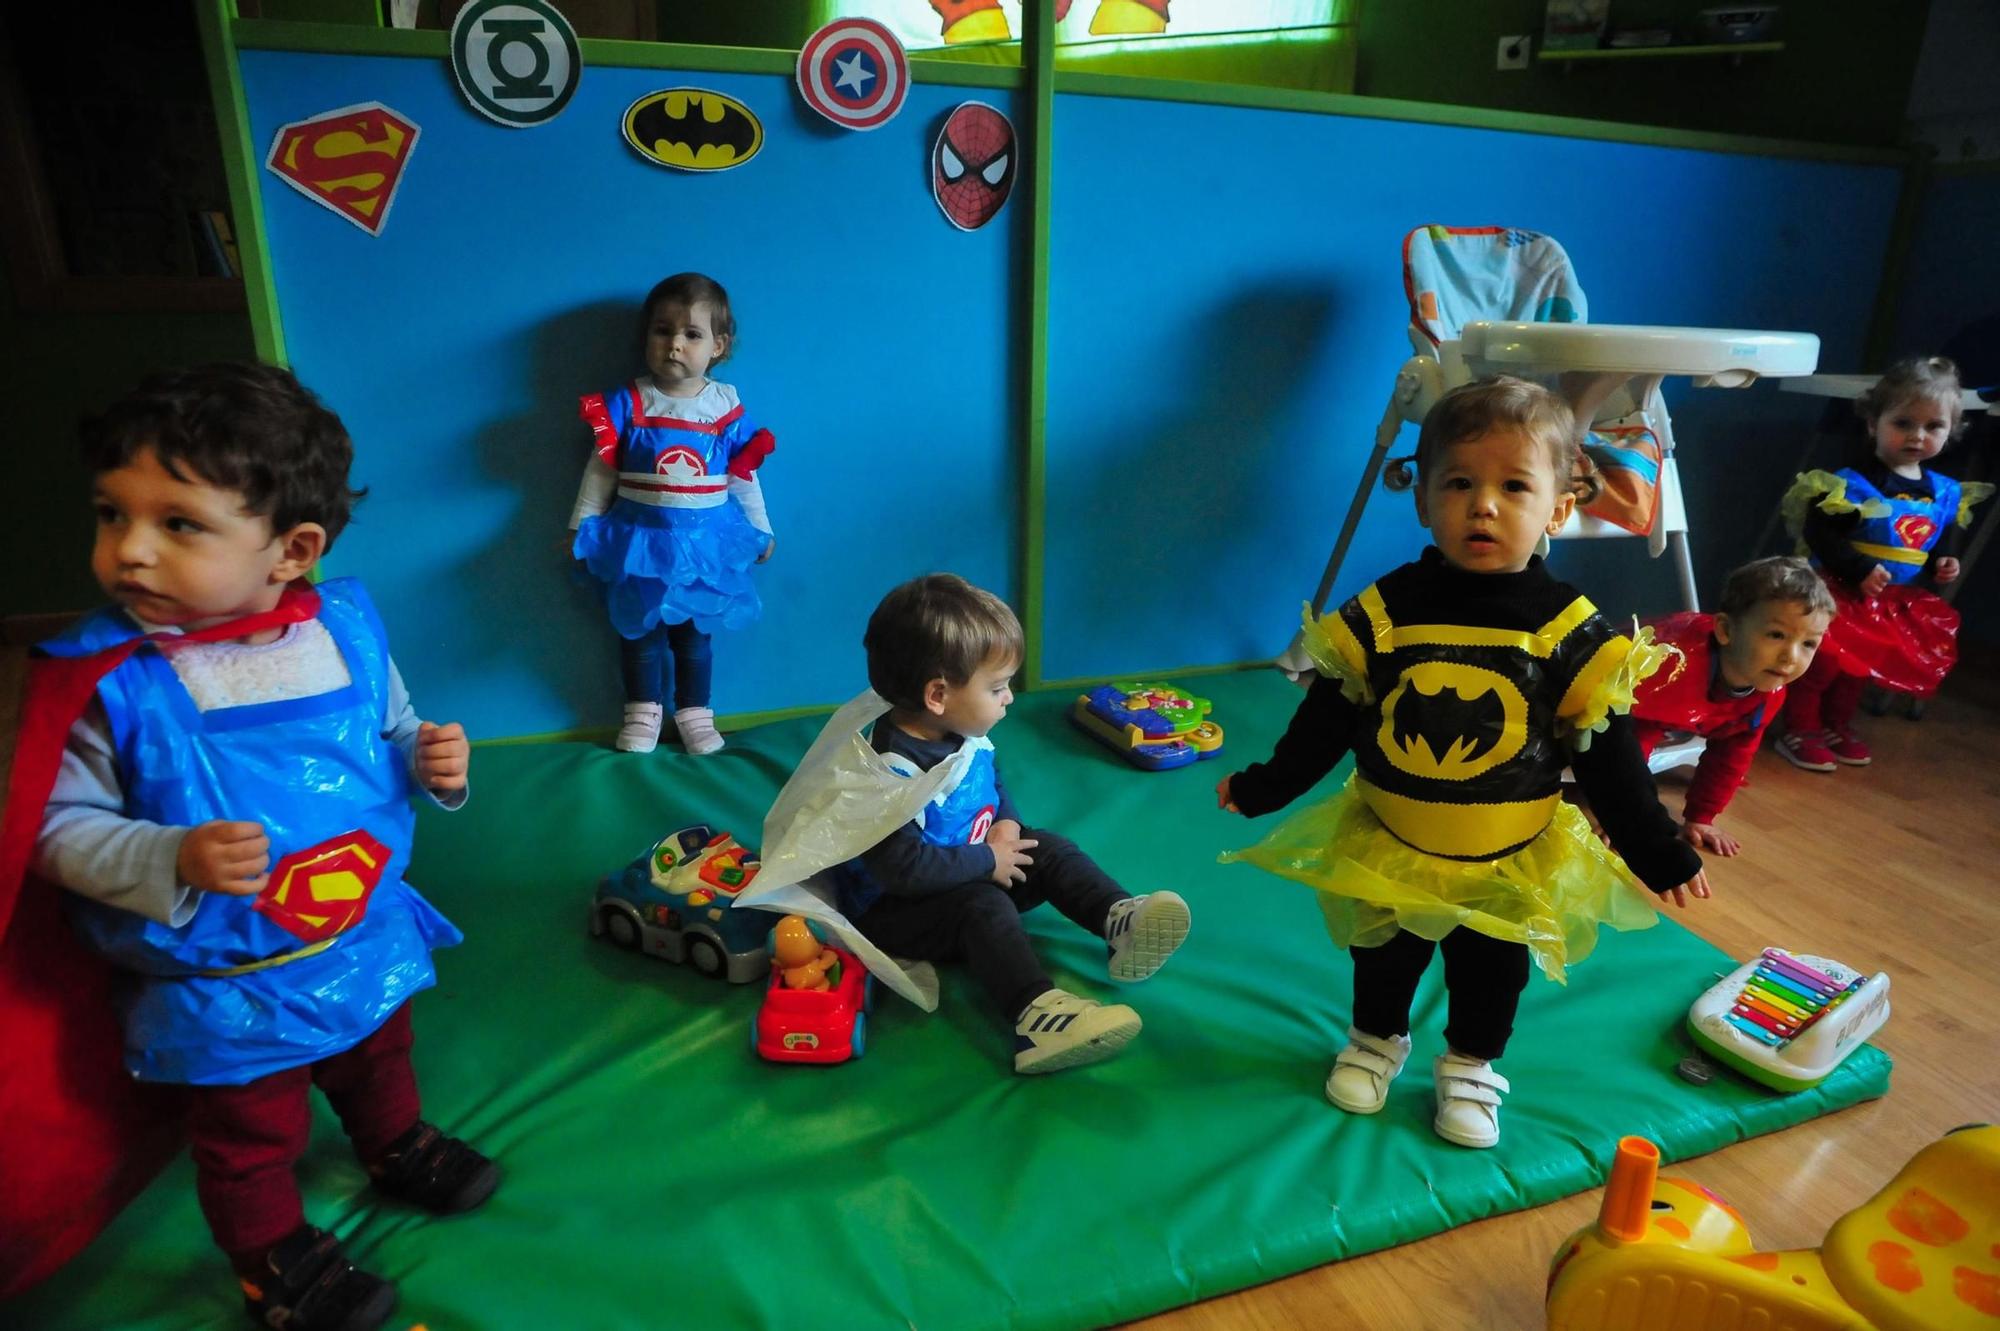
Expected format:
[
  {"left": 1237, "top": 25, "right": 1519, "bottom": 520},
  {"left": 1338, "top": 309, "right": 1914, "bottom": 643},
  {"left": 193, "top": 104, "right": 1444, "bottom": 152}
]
[
  {"left": 266, "top": 103, "right": 420, "bottom": 236},
  {"left": 255, "top": 829, "right": 393, "bottom": 942}
]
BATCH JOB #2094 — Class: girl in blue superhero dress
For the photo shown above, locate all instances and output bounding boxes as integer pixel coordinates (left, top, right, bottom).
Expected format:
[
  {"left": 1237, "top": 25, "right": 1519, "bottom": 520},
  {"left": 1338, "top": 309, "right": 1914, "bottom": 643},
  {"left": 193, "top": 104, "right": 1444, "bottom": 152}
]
[
  {"left": 570, "top": 273, "right": 776, "bottom": 756},
  {"left": 1775, "top": 356, "right": 1993, "bottom": 772},
  {"left": 1218, "top": 377, "right": 1710, "bottom": 1150}
]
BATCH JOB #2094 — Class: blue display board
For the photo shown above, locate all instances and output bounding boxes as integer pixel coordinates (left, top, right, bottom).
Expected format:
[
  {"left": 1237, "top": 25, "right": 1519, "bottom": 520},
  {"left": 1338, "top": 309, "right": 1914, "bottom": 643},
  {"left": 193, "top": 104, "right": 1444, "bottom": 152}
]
[
  {"left": 240, "top": 46, "right": 1902, "bottom": 734},
  {"left": 1044, "top": 95, "right": 1901, "bottom": 680},
  {"left": 241, "top": 50, "right": 1019, "bottom": 738}
]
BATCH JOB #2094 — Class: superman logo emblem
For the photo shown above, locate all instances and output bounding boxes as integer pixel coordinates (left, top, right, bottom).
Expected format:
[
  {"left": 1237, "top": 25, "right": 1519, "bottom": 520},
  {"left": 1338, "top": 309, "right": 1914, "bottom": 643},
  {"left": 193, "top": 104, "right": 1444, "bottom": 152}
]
[
  {"left": 1376, "top": 661, "right": 1526, "bottom": 782},
  {"left": 1893, "top": 514, "right": 1936, "bottom": 549},
  {"left": 255, "top": 829, "right": 392, "bottom": 942},
  {"left": 623, "top": 89, "right": 763, "bottom": 171},
  {"left": 266, "top": 102, "right": 420, "bottom": 236}
]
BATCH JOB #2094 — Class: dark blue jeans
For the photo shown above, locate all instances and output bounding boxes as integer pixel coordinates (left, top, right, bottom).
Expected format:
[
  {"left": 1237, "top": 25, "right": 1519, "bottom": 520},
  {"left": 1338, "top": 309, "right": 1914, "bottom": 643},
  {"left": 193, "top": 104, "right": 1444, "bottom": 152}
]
[{"left": 618, "top": 620, "right": 711, "bottom": 709}]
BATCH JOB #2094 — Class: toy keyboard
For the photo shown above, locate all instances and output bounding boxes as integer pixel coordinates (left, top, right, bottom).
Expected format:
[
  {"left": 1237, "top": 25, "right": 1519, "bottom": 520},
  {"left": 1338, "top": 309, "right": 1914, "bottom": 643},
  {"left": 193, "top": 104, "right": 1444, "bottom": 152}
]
[{"left": 1687, "top": 948, "right": 1889, "bottom": 1093}]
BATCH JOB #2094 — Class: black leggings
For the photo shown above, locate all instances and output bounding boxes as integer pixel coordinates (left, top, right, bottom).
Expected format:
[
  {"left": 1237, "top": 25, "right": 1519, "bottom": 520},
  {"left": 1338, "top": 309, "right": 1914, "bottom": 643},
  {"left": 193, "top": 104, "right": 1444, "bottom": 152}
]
[
  {"left": 1350, "top": 926, "right": 1531, "bottom": 1062},
  {"left": 854, "top": 830, "right": 1127, "bottom": 1021}
]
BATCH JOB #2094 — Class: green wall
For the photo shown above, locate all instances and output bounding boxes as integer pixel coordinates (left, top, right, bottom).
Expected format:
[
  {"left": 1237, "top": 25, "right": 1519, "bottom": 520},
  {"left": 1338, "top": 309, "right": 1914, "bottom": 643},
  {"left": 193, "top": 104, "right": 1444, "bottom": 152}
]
[
  {"left": 1358, "top": 0, "right": 1930, "bottom": 147},
  {"left": 0, "top": 279, "right": 255, "bottom": 618}
]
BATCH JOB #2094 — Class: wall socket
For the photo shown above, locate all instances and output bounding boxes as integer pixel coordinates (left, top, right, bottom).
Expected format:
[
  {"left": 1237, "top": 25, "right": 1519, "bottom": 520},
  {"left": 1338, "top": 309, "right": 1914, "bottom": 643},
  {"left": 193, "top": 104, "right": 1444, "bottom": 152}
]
[{"left": 1496, "top": 34, "right": 1531, "bottom": 70}]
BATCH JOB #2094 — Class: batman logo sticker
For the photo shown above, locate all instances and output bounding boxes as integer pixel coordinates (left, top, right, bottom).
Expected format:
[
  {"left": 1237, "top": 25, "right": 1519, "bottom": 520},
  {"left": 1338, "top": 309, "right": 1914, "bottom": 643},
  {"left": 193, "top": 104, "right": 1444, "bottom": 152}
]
[
  {"left": 1375, "top": 661, "right": 1526, "bottom": 783},
  {"left": 623, "top": 88, "right": 762, "bottom": 171}
]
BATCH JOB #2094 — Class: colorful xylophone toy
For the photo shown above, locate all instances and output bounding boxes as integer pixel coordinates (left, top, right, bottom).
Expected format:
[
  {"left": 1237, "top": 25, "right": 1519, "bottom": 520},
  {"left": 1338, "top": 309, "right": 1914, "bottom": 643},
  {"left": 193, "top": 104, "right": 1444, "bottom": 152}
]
[{"left": 1686, "top": 948, "right": 1889, "bottom": 1092}]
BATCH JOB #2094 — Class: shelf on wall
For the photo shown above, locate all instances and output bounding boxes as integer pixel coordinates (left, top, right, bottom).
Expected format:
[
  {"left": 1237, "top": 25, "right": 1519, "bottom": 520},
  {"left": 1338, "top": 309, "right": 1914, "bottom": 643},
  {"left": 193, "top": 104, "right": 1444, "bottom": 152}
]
[{"left": 1538, "top": 41, "right": 1783, "bottom": 63}]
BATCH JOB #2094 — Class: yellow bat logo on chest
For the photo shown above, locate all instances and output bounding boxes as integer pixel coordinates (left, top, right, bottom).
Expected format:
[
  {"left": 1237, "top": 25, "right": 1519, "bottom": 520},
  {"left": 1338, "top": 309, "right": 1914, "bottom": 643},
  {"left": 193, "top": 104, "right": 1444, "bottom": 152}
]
[{"left": 1376, "top": 661, "right": 1527, "bottom": 782}]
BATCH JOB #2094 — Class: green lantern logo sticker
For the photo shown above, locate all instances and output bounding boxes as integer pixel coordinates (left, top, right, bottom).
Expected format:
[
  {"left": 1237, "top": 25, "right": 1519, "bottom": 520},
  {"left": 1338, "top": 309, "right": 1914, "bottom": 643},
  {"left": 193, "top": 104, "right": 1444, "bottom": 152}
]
[{"left": 449, "top": 0, "right": 581, "bottom": 128}]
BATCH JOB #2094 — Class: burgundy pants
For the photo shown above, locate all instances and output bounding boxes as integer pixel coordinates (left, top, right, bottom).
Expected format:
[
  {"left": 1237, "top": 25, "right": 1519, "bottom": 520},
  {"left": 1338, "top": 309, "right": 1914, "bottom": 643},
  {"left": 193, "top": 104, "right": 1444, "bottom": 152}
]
[
  {"left": 184, "top": 1003, "right": 421, "bottom": 1266},
  {"left": 1782, "top": 651, "right": 1867, "bottom": 734}
]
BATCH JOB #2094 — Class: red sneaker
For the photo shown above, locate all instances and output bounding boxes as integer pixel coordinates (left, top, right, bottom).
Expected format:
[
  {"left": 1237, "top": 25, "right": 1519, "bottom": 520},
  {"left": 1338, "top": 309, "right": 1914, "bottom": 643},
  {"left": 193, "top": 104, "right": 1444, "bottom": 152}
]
[
  {"left": 1826, "top": 727, "right": 1873, "bottom": 766},
  {"left": 1774, "top": 730, "right": 1838, "bottom": 772}
]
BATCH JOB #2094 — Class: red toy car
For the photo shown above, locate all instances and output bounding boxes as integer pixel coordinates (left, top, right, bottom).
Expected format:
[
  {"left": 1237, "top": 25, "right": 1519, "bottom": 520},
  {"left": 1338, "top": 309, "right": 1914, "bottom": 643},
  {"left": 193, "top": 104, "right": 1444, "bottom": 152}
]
[{"left": 753, "top": 945, "right": 874, "bottom": 1064}]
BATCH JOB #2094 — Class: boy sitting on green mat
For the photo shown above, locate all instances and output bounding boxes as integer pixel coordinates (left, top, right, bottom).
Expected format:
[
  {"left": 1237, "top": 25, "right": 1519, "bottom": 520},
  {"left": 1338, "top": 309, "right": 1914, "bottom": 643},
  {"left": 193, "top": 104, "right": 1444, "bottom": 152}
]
[{"left": 828, "top": 573, "right": 1193, "bottom": 1073}]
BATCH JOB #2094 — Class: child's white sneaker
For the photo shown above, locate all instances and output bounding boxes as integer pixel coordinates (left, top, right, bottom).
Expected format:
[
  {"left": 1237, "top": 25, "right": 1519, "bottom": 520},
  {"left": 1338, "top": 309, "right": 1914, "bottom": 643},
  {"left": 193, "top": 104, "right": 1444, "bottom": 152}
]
[
  {"left": 673, "top": 706, "right": 726, "bottom": 755},
  {"left": 616, "top": 702, "right": 663, "bottom": 753},
  {"left": 1324, "top": 1026, "right": 1412, "bottom": 1113},
  {"left": 1013, "top": 988, "right": 1142, "bottom": 1074},
  {"left": 1432, "top": 1052, "right": 1509, "bottom": 1149},
  {"left": 1104, "top": 891, "right": 1191, "bottom": 982}
]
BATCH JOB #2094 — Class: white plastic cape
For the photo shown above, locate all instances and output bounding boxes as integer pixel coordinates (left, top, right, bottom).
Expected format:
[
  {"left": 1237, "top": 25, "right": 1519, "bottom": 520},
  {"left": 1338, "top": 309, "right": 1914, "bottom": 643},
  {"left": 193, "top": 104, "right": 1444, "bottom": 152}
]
[{"left": 733, "top": 689, "right": 980, "bottom": 1011}]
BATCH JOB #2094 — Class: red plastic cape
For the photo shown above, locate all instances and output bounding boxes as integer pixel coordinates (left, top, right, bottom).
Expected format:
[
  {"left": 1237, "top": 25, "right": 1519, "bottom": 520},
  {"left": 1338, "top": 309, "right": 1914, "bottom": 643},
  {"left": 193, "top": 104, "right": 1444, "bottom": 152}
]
[{"left": 0, "top": 584, "right": 320, "bottom": 1294}]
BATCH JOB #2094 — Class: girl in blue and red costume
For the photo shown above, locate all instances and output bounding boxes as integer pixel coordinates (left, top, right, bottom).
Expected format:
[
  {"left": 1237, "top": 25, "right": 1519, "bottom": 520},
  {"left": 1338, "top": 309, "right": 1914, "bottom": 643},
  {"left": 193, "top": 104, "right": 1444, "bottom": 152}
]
[
  {"left": 1631, "top": 557, "right": 1834, "bottom": 856},
  {"left": 570, "top": 272, "right": 776, "bottom": 756},
  {"left": 0, "top": 364, "right": 494, "bottom": 1331},
  {"left": 1775, "top": 356, "right": 1993, "bottom": 772}
]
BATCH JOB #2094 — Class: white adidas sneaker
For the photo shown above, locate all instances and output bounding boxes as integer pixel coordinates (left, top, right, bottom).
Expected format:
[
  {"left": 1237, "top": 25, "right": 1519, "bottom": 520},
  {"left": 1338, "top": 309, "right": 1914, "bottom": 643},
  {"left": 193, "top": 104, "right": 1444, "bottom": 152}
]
[
  {"left": 1104, "top": 891, "right": 1191, "bottom": 983},
  {"left": 1012, "top": 988, "right": 1142, "bottom": 1074}
]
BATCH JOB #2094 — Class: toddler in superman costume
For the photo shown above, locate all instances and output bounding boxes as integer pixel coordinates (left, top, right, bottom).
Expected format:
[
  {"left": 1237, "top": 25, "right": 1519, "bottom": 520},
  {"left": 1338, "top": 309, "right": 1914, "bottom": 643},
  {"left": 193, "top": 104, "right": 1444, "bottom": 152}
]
[
  {"left": 0, "top": 364, "right": 494, "bottom": 1331},
  {"left": 1630, "top": 557, "right": 1835, "bottom": 856}
]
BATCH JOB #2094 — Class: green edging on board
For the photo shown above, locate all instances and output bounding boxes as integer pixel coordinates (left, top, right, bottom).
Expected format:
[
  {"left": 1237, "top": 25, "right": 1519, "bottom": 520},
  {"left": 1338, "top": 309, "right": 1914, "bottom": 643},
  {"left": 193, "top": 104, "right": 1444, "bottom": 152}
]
[
  {"left": 1053, "top": 70, "right": 1912, "bottom": 166},
  {"left": 472, "top": 701, "right": 842, "bottom": 749},
  {"left": 198, "top": 0, "right": 288, "bottom": 364},
  {"left": 231, "top": 18, "right": 1022, "bottom": 88},
  {"left": 228, "top": 18, "right": 1896, "bottom": 164},
  {"left": 1019, "top": 1, "right": 1055, "bottom": 688},
  {"left": 1037, "top": 658, "right": 1275, "bottom": 694}
]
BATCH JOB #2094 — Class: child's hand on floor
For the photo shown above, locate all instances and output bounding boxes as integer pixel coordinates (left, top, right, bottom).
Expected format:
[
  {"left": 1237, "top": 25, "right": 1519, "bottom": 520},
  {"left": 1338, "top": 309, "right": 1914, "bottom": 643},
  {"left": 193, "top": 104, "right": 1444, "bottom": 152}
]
[
  {"left": 1680, "top": 821, "right": 1740, "bottom": 857},
  {"left": 1660, "top": 867, "right": 1714, "bottom": 910},
  {"left": 986, "top": 818, "right": 1036, "bottom": 888},
  {"left": 417, "top": 721, "right": 470, "bottom": 793},
  {"left": 1215, "top": 775, "right": 1240, "bottom": 813},
  {"left": 177, "top": 820, "right": 270, "bottom": 896}
]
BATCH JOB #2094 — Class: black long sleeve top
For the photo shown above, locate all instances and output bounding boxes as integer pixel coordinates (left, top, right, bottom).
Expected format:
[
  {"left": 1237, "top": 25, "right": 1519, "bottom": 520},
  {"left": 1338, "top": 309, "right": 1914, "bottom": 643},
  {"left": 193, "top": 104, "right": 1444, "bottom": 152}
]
[{"left": 1228, "top": 549, "right": 1701, "bottom": 894}]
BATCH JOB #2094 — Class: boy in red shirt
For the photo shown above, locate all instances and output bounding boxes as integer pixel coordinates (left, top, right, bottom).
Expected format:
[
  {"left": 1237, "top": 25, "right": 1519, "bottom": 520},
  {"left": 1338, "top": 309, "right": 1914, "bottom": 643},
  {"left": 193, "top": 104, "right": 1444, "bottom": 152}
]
[{"left": 1632, "top": 557, "right": 1835, "bottom": 856}]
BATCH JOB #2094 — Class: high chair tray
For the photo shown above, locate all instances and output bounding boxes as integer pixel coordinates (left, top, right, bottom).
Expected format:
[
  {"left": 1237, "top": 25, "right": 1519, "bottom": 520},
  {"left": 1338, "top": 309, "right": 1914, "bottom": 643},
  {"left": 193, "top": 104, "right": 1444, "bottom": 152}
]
[{"left": 1461, "top": 322, "right": 1820, "bottom": 378}]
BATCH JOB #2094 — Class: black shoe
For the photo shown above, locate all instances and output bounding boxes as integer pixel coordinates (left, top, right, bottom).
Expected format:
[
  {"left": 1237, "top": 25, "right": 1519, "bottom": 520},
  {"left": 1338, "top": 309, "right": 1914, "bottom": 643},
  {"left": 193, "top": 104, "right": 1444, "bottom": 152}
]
[
  {"left": 369, "top": 1120, "right": 501, "bottom": 1214},
  {"left": 241, "top": 1225, "right": 395, "bottom": 1331}
]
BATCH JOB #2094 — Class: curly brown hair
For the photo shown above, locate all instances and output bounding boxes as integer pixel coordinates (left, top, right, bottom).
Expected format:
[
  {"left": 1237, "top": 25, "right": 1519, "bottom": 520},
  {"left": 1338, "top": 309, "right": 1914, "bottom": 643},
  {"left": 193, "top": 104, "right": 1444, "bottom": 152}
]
[{"left": 79, "top": 361, "right": 366, "bottom": 546}]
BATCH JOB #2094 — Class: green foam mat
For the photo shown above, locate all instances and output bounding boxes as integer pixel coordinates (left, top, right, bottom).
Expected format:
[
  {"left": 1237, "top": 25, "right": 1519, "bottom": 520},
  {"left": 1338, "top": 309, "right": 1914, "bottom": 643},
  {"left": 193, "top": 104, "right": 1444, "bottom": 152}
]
[{"left": 10, "top": 672, "right": 1889, "bottom": 1331}]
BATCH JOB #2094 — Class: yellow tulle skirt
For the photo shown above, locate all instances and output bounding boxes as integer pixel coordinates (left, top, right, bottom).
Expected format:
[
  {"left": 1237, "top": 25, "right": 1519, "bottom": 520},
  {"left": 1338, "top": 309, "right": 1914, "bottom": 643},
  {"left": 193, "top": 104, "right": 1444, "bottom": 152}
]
[{"left": 1220, "top": 774, "right": 1660, "bottom": 983}]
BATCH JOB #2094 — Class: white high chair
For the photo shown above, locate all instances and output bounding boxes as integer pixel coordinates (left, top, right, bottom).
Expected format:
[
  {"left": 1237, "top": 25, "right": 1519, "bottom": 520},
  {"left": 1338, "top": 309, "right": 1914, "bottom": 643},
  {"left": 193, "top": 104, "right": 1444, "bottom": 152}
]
[{"left": 1283, "top": 225, "right": 1821, "bottom": 773}]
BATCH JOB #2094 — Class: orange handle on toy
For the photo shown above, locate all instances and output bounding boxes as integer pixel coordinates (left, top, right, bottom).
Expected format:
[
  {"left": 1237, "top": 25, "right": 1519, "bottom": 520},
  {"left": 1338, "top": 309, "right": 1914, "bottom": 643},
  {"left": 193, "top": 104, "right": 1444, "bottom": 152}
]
[{"left": 1597, "top": 1136, "right": 1660, "bottom": 1245}]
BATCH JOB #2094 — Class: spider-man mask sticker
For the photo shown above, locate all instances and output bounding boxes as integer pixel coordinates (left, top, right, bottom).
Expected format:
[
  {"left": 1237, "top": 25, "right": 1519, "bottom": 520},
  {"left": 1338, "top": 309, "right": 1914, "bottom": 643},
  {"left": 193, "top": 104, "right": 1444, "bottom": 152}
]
[{"left": 932, "top": 101, "right": 1015, "bottom": 231}]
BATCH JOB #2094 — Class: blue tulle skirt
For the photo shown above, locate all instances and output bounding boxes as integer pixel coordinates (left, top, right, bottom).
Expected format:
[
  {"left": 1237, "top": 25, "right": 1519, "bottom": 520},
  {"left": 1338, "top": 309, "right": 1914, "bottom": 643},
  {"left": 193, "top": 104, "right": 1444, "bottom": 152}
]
[{"left": 574, "top": 500, "right": 765, "bottom": 637}]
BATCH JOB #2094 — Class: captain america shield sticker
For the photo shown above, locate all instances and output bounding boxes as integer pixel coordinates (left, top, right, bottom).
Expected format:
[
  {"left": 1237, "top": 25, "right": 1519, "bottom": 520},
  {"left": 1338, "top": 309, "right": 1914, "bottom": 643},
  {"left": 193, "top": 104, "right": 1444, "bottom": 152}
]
[{"left": 796, "top": 18, "right": 909, "bottom": 131}]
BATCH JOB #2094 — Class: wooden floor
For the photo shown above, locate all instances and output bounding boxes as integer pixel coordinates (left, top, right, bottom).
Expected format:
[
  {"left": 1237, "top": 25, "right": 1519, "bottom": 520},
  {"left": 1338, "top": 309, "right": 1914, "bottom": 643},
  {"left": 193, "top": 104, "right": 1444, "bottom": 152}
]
[
  {"left": 3, "top": 648, "right": 1993, "bottom": 1331},
  {"left": 1126, "top": 676, "right": 2000, "bottom": 1331}
]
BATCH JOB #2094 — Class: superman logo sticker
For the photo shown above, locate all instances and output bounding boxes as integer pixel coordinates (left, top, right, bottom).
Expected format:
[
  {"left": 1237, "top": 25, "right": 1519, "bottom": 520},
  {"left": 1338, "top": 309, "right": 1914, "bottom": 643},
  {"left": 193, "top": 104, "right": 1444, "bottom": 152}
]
[
  {"left": 256, "top": 829, "right": 393, "bottom": 943},
  {"left": 1893, "top": 514, "right": 1937, "bottom": 550},
  {"left": 266, "top": 102, "right": 420, "bottom": 236}
]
